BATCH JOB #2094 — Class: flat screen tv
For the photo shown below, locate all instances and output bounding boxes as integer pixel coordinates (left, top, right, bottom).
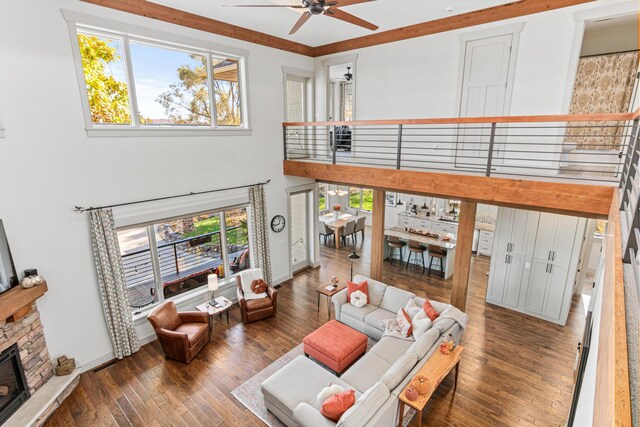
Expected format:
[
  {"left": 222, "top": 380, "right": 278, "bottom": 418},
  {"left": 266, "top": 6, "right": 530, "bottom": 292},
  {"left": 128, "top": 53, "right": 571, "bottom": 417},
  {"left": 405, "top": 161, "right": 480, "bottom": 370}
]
[{"left": 0, "top": 220, "right": 18, "bottom": 294}]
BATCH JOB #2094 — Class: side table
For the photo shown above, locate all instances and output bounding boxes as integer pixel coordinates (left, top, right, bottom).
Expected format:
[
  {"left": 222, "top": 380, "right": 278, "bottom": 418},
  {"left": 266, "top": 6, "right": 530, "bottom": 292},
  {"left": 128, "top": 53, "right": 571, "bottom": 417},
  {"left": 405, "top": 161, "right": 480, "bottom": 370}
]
[
  {"left": 398, "top": 345, "right": 463, "bottom": 427},
  {"left": 315, "top": 284, "right": 346, "bottom": 318},
  {"left": 196, "top": 296, "right": 233, "bottom": 330}
]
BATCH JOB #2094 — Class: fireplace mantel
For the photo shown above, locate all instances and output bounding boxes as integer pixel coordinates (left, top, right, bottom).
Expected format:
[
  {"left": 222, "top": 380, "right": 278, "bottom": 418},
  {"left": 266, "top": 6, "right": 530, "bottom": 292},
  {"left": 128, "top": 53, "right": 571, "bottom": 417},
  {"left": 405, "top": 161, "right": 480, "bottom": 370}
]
[{"left": 0, "top": 284, "right": 48, "bottom": 322}]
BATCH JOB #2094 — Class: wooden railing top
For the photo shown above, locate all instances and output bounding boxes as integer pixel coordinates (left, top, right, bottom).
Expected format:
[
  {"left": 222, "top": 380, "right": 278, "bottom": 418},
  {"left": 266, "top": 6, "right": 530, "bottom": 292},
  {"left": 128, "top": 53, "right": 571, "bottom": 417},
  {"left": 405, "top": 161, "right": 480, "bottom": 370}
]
[{"left": 283, "top": 108, "right": 640, "bottom": 127}]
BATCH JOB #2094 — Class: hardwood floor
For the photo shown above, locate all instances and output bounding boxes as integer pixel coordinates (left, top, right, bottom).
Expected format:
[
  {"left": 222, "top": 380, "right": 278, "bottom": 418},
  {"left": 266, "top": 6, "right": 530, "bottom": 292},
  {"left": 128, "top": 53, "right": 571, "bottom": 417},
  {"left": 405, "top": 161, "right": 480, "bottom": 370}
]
[{"left": 45, "top": 227, "right": 586, "bottom": 427}]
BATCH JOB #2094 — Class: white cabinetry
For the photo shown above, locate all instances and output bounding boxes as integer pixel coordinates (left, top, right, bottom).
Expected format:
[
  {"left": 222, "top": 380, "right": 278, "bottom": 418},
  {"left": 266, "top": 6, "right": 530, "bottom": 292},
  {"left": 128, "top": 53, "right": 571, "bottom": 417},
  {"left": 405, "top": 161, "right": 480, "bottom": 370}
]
[
  {"left": 477, "top": 230, "right": 494, "bottom": 256},
  {"left": 486, "top": 208, "right": 585, "bottom": 325}
]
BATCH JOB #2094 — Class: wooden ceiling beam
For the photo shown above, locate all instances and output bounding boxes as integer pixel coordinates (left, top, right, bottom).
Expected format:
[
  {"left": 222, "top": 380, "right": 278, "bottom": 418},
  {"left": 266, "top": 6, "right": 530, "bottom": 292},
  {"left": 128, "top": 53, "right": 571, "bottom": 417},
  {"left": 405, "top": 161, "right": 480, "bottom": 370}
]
[
  {"left": 311, "top": 0, "right": 594, "bottom": 57},
  {"left": 80, "top": 0, "right": 594, "bottom": 58},
  {"left": 283, "top": 160, "right": 614, "bottom": 218},
  {"left": 80, "top": 0, "right": 315, "bottom": 56}
]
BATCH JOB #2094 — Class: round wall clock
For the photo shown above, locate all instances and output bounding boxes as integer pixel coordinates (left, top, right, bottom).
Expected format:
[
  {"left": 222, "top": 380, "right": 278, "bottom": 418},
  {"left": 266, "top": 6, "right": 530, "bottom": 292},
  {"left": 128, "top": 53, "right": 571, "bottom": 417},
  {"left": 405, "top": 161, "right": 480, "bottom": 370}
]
[{"left": 271, "top": 215, "right": 286, "bottom": 233}]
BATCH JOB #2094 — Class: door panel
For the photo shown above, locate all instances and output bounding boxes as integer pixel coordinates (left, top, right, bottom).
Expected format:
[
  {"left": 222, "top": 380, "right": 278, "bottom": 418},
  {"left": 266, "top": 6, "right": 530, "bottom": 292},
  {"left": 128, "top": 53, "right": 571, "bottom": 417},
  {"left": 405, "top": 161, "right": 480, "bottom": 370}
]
[
  {"left": 493, "top": 208, "right": 513, "bottom": 255},
  {"left": 456, "top": 34, "right": 514, "bottom": 168},
  {"left": 488, "top": 251, "right": 509, "bottom": 303},
  {"left": 290, "top": 192, "right": 309, "bottom": 272},
  {"left": 525, "top": 260, "right": 549, "bottom": 314},
  {"left": 551, "top": 215, "right": 578, "bottom": 265},
  {"left": 532, "top": 213, "right": 558, "bottom": 261},
  {"left": 503, "top": 254, "right": 524, "bottom": 308},
  {"left": 543, "top": 263, "right": 569, "bottom": 320}
]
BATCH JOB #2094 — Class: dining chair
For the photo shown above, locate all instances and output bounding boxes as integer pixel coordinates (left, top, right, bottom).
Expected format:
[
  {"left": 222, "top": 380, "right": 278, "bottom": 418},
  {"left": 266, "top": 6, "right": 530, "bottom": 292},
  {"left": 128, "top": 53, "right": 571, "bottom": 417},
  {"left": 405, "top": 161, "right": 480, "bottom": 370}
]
[
  {"left": 341, "top": 219, "right": 357, "bottom": 247},
  {"left": 354, "top": 216, "right": 366, "bottom": 243},
  {"left": 319, "top": 221, "right": 334, "bottom": 246}
]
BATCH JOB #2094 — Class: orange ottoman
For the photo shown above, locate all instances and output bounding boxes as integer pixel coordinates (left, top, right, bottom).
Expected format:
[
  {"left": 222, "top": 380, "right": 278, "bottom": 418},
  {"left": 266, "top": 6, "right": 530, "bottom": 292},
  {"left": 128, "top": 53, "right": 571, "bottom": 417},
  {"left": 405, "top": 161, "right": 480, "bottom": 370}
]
[{"left": 303, "top": 320, "right": 368, "bottom": 375}]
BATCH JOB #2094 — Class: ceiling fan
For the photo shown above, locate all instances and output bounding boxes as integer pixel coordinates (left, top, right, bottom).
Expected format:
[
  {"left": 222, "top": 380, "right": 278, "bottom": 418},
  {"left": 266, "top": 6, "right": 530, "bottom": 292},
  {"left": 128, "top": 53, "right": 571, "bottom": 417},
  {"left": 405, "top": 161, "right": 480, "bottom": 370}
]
[{"left": 223, "top": 0, "right": 379, "bottom": 35}]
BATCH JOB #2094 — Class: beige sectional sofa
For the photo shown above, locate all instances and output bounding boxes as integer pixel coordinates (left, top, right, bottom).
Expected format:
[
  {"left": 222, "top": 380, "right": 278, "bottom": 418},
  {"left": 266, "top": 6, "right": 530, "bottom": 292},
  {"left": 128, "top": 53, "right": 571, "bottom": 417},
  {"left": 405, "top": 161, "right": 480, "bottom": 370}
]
[{"left": 260, "top": 275, "right": 466, "bottom": 427}]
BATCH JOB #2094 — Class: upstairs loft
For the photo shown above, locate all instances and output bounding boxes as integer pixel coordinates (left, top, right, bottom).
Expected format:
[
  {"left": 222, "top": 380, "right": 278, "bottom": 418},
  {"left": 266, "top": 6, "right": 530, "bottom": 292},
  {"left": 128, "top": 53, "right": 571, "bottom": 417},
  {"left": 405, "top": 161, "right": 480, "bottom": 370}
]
[{"left": 282, "top": 109, "right": 640, "bottom": 218}]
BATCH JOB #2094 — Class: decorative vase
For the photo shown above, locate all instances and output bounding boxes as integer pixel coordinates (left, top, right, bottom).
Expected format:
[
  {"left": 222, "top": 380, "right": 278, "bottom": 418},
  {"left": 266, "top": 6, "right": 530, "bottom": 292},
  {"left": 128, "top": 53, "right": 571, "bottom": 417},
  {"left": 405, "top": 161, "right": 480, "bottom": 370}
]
[{"left": 333, "top": 211, "right": 339, "bottom": 219}]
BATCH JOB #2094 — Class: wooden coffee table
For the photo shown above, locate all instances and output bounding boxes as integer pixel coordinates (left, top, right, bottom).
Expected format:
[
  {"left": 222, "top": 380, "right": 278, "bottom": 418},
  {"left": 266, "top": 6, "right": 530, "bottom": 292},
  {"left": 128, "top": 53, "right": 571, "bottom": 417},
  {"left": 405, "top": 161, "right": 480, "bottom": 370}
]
[
  {"left": 315, "top": 284, "right": 346, "bottom": 318},
  {"left": 196, "top": 296, "right": 233, "bottom": 329},
  {"left": 398, "top": 345, "right": 463, "bottom": 427}
]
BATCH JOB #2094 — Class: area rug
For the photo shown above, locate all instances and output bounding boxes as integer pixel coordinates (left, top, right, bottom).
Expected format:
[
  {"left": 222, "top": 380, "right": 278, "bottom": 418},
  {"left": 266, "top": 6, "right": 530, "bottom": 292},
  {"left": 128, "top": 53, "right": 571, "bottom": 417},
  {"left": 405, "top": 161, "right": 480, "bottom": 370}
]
[{"left": 231, "top": 339, "right": 416, "bottom": 426}]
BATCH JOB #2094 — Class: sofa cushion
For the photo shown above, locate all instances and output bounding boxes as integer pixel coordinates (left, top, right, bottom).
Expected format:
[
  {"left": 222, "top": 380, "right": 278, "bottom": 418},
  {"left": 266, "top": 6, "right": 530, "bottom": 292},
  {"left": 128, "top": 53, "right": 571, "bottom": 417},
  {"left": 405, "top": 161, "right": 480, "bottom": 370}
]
[
  {"left": 337, "top": 383, "right": 390, "bottom": 427},
  {"left": 407, "top": 328, "right": 440, "bottom": 360},
  {"left": 347, "top": 280, "right": 369, "bottom": 304},
  {"left": 261, "top": 356, "right": 356, "bottom": 421},
  {"left": 341, "top": 303, "right": 377, "bottom": 322},
  {"left": 321, "top": 390, "right": 356, "bottom": 422},
  {"left": 380, "top": 287, "right": 415, "bottom": 313},
  {"left": 413, "top": 297, "right": 449, "bottom": 314},
  {"left": 175, "top": 323, "right": 208, "bottom": 344},
  {"left": 422, "top": 299, "right": 440, "bottom": 321},
  {"left": 353, "top": 275, "right": 386, "bottom": 306},
  {"left": 341, "top": 352, "right": 391, "bottom": 394},
  {"left": 411, "top": 310, "right": 433, "bottom": 340},
  {"left": 379, "top": 352, "right": 418, "bottom": 390},
  {"left": 369, "top": 336, "right": 413, "bottom": 365},
  {"left": 363, "top": 308, "right": 395, "bottom": 332}
]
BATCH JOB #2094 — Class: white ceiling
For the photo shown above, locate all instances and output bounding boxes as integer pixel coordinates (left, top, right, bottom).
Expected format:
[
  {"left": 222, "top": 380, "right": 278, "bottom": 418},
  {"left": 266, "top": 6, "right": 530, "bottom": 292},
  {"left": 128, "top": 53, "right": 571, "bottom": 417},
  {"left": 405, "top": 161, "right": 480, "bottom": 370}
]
[{"left": 150, "top": 0, "right": 516, "bottom": 46}]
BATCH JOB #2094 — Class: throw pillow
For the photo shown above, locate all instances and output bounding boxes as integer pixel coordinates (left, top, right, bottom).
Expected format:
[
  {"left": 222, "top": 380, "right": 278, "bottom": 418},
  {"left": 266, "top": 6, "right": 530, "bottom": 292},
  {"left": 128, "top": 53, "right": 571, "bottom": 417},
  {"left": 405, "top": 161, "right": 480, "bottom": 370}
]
[
  {"left": 411, "top": 309, "right": 432, "bottom": 340},
  {"left": 422, "top": 299, "right": 440, "bottom": 321},
  {"left": 396, "top": 308, "right": 413, "bottom": 338},
  {"left": 404, "top": 299, "right": 421, "bottom": 320},
  {"left": 321, "top": 390, "right": 356, "bottom": 422},
  {"left": 251, "top": 279, "right": 267, "bottom": 294},
  {"left": 350, "top": 290, "right": 367, "bottom": 308},
  {"left": 347, "top": 280, "right": 370, "bottom": 304},
  {"left": 317, "top": 383, "right": 344, "bottom": 404}
]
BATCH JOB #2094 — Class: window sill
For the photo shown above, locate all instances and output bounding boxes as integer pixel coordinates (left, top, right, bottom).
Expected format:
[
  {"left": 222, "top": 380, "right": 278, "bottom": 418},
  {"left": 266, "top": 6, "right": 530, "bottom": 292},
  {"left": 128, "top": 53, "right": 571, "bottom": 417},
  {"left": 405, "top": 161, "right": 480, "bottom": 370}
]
[
  {"left": 131, "top": 276, "right": 237, "bottom": 323},
  {"left": 86, "top": 127, "right": 252, "bottom": 138}
]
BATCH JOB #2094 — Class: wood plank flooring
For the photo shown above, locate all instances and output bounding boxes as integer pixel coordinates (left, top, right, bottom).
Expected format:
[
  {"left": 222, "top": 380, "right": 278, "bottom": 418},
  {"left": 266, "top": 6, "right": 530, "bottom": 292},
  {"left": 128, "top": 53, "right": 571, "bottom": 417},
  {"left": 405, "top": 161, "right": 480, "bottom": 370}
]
[{"left": 45, "top": 227, "right": 585, "bottom": 426}]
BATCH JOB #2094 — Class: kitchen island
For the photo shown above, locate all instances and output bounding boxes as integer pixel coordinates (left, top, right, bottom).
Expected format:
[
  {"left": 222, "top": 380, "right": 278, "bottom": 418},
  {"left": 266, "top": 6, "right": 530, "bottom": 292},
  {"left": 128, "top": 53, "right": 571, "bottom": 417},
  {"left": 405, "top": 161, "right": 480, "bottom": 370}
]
[{"left": 384, "top": 226, "right": 457, "bottom": 279}]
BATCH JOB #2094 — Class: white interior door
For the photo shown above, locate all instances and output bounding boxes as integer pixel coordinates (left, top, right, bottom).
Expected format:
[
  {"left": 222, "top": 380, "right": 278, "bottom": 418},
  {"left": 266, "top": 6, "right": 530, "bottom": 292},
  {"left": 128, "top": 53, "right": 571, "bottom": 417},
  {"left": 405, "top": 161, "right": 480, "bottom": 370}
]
[
  {"left": 290, "top": 191, "right": 310, "bottom": 273},
  {"left": 285, "top": 76, "right": 308, "bottom": 158},
  {"left": 456, "top": 34, "right": 514, "bottom": 169}
]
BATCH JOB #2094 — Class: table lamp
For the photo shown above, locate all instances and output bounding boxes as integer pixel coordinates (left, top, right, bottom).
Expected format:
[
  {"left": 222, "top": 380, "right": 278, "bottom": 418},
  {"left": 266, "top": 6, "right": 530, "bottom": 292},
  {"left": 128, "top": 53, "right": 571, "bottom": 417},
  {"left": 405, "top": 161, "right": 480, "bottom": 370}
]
[
  {"left": 347, "top": 246, "right": 360, "bottom": 281},
  {"left": 208, "top": 274, "right": 219, "bottom": 306}
]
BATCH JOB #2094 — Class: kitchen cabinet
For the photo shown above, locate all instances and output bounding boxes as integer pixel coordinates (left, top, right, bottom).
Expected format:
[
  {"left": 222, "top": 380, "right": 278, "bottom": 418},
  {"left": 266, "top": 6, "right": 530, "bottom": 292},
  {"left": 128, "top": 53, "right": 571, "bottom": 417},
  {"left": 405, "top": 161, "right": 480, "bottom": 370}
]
[
  {"left": 477, "top": 230, "right": 494, "bottom": 256},
  {"left": 486, "top": 208, "right": 585, "bottom": 325}
]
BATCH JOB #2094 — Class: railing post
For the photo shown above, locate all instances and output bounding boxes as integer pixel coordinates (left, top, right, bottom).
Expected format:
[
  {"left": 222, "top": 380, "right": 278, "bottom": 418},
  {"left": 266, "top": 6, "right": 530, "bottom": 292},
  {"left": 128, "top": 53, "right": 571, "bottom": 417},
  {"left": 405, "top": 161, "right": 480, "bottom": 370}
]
[
  {"left": 331, "top": 126, "right": 337, "bottom": 165},
  {"left": 396, "top": 124, "right": 403, "bottom": 170},
  {"left": 485, "top": 122, "right": 497, "bottom": 177},
  {"left": 283, "top": 125, "right": 288, "bottom": 161},
  {"left": 173, "top": 244, "right": 179, "bottom": 275},
  {"left": 620, "top": 119, "right": 639, "bottom": 209}
]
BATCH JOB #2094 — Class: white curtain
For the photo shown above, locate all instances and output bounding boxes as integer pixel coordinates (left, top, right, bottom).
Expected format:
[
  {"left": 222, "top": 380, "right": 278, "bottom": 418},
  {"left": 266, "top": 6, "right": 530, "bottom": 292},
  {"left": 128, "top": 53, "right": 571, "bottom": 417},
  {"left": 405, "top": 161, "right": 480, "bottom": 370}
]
[
  {"left": 89, "top": 208, "right": 139, "bottom": 359},
  {"left": 249, "top": 185, "right": 272, "bottom": 284}
]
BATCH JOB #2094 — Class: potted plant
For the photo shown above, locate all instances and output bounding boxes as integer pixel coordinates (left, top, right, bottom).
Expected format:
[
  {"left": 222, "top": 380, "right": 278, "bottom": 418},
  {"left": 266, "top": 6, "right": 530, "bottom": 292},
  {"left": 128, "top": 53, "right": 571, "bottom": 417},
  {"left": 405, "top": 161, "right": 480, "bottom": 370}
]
[{"left": 332, "top": 204, "right": 341, "bottom": 219}]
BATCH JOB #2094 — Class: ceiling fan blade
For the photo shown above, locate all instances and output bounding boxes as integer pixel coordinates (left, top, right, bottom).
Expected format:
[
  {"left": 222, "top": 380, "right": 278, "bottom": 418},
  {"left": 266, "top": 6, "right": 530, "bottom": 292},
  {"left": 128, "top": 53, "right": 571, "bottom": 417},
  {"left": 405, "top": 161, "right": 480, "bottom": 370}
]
[
  {"left": 223, "top": 4, "right": 305, "bottom": 7},
  {"left": 332, "top": 0, "right": 374, "bottom": 7},
  {"left": 289, "top": 11, "right": 312, "bottom": 35},
  {"left": 324, "top": 8, "right": 378, "bottom": 31}
]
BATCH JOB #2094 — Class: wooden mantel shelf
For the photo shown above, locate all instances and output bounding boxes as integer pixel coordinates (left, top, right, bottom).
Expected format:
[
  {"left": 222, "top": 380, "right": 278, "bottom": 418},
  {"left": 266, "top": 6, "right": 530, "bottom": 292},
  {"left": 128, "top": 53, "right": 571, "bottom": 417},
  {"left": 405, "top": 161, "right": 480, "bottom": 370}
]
[{"left": 0, "top": 283, "right": 48, "bottom": 323}]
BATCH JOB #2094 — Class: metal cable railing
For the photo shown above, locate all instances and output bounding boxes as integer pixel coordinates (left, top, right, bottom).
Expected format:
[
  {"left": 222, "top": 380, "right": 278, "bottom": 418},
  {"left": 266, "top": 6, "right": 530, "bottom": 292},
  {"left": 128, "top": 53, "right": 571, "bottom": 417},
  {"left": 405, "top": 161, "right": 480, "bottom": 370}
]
[
  {"left": 283, "top": 112, "right": 639, "bottom": 185},
  {"left": 620, "top": 118, "right": 640, "bottom": 293}
]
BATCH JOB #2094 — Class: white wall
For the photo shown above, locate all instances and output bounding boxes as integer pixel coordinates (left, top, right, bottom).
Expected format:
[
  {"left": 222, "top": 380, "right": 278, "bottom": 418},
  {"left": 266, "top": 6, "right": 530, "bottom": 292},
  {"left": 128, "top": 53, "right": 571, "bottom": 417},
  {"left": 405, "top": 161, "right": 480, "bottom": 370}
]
[
  {"left": 581, "top": 20, "right": 638, "bottom": 56},
  {"left": 0, "top": 0, "right": 313, "bottom": 369}
]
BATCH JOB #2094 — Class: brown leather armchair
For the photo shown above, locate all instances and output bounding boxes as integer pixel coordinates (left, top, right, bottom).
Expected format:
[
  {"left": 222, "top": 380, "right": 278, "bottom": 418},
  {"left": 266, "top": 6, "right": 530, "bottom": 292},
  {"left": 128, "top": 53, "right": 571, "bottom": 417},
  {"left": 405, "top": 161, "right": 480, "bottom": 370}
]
[
  {"left": 147, "top": 301, "right": 209, "bottom": 364},
  {"left": 236, "top": 275, "right": 277, "bottom": 323}
]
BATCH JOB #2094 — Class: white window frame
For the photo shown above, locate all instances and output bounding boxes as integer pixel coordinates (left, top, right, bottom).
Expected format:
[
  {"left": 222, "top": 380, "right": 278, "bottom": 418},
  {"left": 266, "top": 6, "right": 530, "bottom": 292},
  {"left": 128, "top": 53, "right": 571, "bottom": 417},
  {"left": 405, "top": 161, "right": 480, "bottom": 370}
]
[
  {"left": 349, "top": 187, "right": 373, "bottom": 212},
  {"left": 63, "top": 10, "right": 251, "bottom": 137},
  {"left": 120, "top": 205, "right": 252, "bottom": 315}
]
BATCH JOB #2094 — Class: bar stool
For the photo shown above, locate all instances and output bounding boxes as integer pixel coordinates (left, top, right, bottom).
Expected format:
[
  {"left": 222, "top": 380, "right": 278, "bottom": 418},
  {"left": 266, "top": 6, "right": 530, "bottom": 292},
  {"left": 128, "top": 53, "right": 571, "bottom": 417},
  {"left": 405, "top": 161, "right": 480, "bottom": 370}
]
[
  {"left": 406, "top": 240, "right": 427, "bottom": 274},
  {"left": 387, "top": 235, "right": 406, "bottom": 266},
  {"left": 427, "top": 245, "right": 447, "bottom": 277}
]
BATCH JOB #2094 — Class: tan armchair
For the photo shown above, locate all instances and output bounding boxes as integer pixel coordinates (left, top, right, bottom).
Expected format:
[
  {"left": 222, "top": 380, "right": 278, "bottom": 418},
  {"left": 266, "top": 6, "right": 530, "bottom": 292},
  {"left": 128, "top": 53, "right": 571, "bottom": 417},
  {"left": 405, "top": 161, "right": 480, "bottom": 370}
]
[
  {"left": 147, "top": 301, "right": 209, "bottom": 363},
  {"left": 236, "top": 269, "right": 277, "bottom": 323}
]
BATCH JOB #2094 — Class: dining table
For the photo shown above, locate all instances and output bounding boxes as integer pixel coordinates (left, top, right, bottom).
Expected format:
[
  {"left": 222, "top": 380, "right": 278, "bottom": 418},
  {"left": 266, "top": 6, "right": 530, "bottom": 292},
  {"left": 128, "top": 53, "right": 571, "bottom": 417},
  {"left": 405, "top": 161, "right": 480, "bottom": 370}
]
[{"left": 320, "top": 213, "right": 355, "bottom": 249}]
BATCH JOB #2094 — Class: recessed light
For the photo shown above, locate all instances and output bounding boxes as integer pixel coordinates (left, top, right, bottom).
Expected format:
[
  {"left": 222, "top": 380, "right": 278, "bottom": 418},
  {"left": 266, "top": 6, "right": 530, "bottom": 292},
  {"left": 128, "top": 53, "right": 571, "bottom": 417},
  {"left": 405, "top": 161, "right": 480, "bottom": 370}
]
[{"left": 444, "top": 6, "right": 455, "bottom": 12}]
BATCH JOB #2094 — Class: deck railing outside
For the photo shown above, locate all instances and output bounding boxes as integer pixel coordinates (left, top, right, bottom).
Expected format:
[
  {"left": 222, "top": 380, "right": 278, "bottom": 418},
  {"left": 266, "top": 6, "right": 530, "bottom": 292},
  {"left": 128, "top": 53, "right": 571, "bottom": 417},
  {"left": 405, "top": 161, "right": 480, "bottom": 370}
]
[{"left": 283, "top": 111, "right": 640, "bottom": 185}]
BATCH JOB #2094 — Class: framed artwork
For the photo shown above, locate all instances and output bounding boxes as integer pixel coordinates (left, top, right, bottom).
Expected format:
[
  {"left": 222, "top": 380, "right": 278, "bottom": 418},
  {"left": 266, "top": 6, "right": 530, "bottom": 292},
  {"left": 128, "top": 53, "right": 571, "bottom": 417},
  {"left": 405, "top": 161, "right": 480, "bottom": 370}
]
[{"left": 385, "top": 192, "right": 398, "bottom": 206}]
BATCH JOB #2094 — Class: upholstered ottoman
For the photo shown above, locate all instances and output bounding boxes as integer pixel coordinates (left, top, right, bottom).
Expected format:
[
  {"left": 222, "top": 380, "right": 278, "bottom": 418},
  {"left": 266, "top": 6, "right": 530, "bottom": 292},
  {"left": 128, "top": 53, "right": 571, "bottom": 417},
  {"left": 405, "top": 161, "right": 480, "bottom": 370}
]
[
  {"left": 303, "top": 320, "right": 368, "bottom": 375},
  {"left": 261, "top": 355, "right": 356, "bottom": 427}
]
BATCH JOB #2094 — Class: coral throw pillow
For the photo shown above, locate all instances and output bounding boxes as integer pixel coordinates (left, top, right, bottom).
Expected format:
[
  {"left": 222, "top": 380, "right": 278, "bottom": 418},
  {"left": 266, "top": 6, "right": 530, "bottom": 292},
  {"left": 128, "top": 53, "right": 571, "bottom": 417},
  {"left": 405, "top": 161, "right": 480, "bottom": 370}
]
[
  {"left": 396, "top": 308, "right": 413, "bottom": 338},
  {"left": 422, "top": 299, "right": 440, "bottom": 321},
  {"left": 251, "top": 279, "right": 268, "bottom": 294},
  {"left": 321, "top": 390, "right": 356, "bottom": 422},
  {"left": 347, "top": 280, "right": 369, "bottom": 304}
]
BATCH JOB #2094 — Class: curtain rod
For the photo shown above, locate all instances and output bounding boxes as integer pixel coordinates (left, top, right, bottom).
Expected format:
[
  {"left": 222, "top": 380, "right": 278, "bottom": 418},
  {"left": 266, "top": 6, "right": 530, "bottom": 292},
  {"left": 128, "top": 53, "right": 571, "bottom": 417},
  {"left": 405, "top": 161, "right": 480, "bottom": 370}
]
[
  {"left": 580, "top": 49, "right": 639, "bottom": 59},
  {"left": 74, "top": 179, "right": 271, "bottom": 213}
]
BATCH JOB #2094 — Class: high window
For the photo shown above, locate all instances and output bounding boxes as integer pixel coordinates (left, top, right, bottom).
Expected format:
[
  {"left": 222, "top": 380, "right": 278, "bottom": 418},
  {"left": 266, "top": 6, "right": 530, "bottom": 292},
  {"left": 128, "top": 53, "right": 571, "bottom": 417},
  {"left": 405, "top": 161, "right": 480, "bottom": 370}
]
[
  {"left": 318, "top": 184, "right": 327, "bottom": 211},
  {"left": 349, "top": 187, "right": 373, "bottom": 211},
  {"left": 117, "top": 207, "right": 251, "bottom": 313},
  {"left": 73, "top": 26, "right": 246, "bottom": 132}
]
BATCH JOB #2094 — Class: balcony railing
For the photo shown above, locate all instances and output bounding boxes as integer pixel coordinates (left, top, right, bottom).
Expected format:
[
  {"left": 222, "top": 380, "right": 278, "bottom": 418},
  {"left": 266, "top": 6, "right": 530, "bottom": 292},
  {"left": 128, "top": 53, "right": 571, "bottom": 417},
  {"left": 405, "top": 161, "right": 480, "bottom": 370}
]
[{"left": 283, "top": 111, "right": 640, "bottom": 185}]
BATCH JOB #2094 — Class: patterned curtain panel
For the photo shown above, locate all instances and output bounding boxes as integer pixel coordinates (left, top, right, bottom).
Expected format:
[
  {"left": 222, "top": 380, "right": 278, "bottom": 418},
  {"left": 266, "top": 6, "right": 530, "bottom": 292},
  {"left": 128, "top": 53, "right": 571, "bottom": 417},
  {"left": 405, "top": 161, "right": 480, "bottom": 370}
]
[
  {"left": 565, "top": 51, "right": 638, "bottom": 150},
  {"left": 249, "top": 185, "right": 272, "bottom": 284},
  {"left": 89, "top": 208, "right": 139, "bottom": 359}
]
